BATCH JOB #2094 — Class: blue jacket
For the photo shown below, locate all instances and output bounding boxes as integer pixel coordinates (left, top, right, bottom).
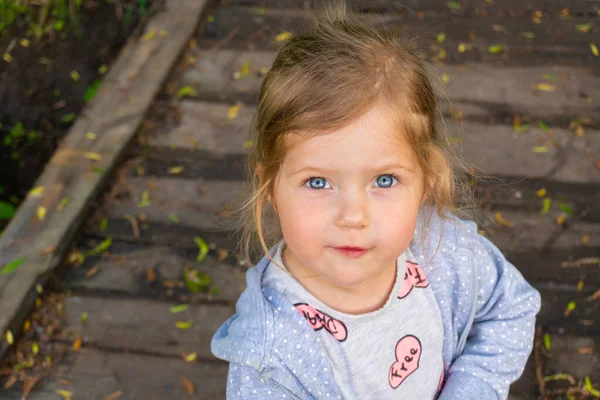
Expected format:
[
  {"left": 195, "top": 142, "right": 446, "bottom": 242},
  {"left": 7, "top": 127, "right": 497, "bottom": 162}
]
[{"left": 211, "top": 209, "right": 542, "bottom": 399}]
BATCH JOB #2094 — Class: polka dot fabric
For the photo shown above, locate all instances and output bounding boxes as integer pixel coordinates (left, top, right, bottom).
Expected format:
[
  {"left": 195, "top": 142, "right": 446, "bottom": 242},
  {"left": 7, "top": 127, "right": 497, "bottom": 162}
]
[{"left": 211, "top": 207, "right": 542, "bottom": 399}]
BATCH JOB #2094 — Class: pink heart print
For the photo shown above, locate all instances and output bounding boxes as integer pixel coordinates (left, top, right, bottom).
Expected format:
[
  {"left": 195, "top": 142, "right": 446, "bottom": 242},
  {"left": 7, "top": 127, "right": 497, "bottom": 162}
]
[
  {"left": 294, "top": 303, "right": 348, "bottom": 342},
  {"left": 398, "top": 260, "right": 429, "bottom": 299},
  {"left": 388, "top": 335, "right": 422, "bottom": 389}
]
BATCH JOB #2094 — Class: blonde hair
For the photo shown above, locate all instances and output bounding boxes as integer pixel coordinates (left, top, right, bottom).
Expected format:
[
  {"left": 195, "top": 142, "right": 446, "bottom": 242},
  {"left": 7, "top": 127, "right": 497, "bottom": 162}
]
[{"left": 226, "top": 0, "right": 497, "bottom": 270}]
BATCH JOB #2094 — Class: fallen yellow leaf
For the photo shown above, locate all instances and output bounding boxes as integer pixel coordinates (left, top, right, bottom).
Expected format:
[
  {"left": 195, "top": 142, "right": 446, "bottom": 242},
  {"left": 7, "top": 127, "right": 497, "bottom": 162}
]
[
  {"left": 536, "top": 188, "right": 547, "bottom": 197},
  {"left": 56, "top": 389, "right": 72, "bottom": 400},
  {"left": 85, "top": 152, "right": 102, "bottom": 161},
  {"left": 72, "top": 336, "right": 82, "bottom": 351},
  {"left": 176, "top": 321, "right": 194, "bottom": 330},
  {"left": 275, "top": 31, "right": 293, "bottom": 42},
  {"left": 228, "top": 103, "right": 242, "bottom": 120},
  {"left": 495, "top": 212, "right": 515, "bottom": 227},
  {"left": 86, "top": 132, "right": 96, "bottom": 140},
  {"left": 534, "top": 83, "right": 556, "bottom": 92},
  {"left": 5, "top": 330, "right": 13, "bottom": 345},
  {"left": 37, "top": 206, "right": 47, "bottom": 220},
  {"left": 591, "top": 43, "right": 599, "bottom": 57},
  {"left": 168, "top": 166, "right": 185, "bottom": 174},
  {"left": 143, "top": 29, "right": 157, "bottom": 41},
  {"left": 181, "top": 377, "right": 195, "bottom": 395},
  {"left": 556, "top": 215, "right": 566, "bottom": 225},
  {"left": 582, "top": 234, "right": 590, "bottom": 245},
  {"left": 29, "top": 186, "right": 44, "bottom": 196},
  {"left": 3, "top": 52, "right": 13, "bottom": 62},
  {"left": 183, "top": 352, "right": 197, "bottom": 363}
]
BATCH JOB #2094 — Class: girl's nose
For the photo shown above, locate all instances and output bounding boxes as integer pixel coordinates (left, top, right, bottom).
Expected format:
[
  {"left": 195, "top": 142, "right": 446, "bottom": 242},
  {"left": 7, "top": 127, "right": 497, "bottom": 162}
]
[{"left": 334, "top": 193, "right": 369, "bottom": 229}]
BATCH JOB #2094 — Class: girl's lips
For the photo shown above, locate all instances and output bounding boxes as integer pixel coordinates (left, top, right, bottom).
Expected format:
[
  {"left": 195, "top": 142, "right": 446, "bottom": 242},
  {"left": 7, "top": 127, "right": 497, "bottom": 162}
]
[{"left": 333, "top": 247, "right": 368, "bottom": 257}]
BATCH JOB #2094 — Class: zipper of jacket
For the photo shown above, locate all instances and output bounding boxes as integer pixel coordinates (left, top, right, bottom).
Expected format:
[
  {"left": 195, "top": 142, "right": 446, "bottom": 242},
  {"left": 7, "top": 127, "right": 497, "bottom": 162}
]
[{"left": 454, "top": 257, "right": 479, "bottom": 360}]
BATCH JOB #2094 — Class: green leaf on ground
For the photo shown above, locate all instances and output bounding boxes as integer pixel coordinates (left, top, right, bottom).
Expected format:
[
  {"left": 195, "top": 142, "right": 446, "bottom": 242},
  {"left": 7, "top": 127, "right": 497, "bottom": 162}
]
[
  {"left": 85, "top": 237, "right": 112, "bottom": 257},
  {"left": 194, "top": 237, "right": 209, "bottom": 262},
  {"left": 84, "top": 80, "right": 102, "bottom": 104},
  {"left": 0, "top": 257, "right": 26, "bottom": 275},
  {"left": 183, "top": 269, "right": 212, "bottom": 293},
  {"left": 541, "top": 198, "right": 552, "bottom": 214},
  {"left": 170, "top": 304, "right": 189, "bottom": 313}
]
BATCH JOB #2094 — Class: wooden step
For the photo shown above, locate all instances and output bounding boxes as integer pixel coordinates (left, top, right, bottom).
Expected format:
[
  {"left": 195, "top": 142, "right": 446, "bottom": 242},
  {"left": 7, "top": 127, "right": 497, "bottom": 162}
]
[
  {"left": 145, "top": 101, "right": 600, "bottom": 184},
  {"left": 224, "top": 0, "right": 600, "bottom": 16},
  {"left": 62, "top": 243, "right": 247, "bottom": 304},
  {"left": 196, "top": 6, "right": 599, "bottom": 66},
  {"left": 539, "top": 332, "right": 600, "bottom": 397},
  {"left": 2, "top": 348, "right": 227, "bottom": 399}
]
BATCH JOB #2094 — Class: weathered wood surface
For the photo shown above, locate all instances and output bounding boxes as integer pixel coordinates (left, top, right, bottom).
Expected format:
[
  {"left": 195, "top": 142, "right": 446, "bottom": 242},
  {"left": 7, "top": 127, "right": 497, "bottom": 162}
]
[
  {"left": 0, "top": 0, "right": 211, "bottom": 362},
  {"left": 2, "top": 0, "right": 599, "bottom": 398},
  {"left": 198, "top": 6, "right": 599, "bottom": 66},
  {"left": 225, "top": 0, "right": 600, "bottom": 16},
  {"left": 2, "top": 348, "right": 228, "bottom": 399}
]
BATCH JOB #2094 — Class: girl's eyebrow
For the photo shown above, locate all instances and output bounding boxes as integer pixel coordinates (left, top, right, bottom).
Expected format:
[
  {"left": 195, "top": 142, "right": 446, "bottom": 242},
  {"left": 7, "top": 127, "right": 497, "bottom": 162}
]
[{"left": 289, "top": 163, "right": 415, "bottom": 176}]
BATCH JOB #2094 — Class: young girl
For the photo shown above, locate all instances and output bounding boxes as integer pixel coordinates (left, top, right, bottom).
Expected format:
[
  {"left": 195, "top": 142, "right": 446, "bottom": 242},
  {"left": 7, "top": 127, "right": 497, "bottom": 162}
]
[{"left": 211, "top": 1, "right": 541, "bottom": 399}]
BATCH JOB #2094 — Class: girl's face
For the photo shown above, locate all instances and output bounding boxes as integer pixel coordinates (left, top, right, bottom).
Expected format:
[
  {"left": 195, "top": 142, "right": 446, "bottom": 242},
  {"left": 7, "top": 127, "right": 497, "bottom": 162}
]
[{"left": 269, "top": 104, "right": 427, "bottom": 291}]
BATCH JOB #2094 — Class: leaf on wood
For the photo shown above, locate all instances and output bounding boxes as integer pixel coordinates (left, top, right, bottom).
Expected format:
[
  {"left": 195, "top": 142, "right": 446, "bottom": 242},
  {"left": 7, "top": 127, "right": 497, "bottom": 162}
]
[
  {"left": 194, "top": 236, "right": 209, "bottom": 262},
  {"left": 275, "top": 31, "right": 293, "bottom": 42},
  {"left": 4, "top": 329, "right": 13, "bottom": 345},
  {"left": 72, "top": 336, "right": 82, "bottom": 351},
  {"left": 576, "top": 23, "right": 593, "bottom": 33},
  {"left": 104, "top": 391, "right": 124, "bottom": 400},
  {"left": 0, "top": 257, "right": 26, "bottom": 275},
  {"left": 138, "top": 190, "right": 151, "bottom": 207},
  {"left": 86, "top": 132, "right": 96, "bottom": 140},
  {"left": 168, "top": 213, "right": 180, "bottom": 223},
  {"left": 532, "top": 146, "right": 547, "bottom": 153},
  {"left": 447, "top": 1, "right": 462, "bottom": 10},
  {"left": 556, "top": 214, "right": 566, "bottom": 225},
  {"left": 564, "top": 301, "right": 576, "bottom": 317},
  {"left": 31, "top": 342, "right": 39, "bottom": 355},
  {"left": 591, "top": 43, "right": 599, "bottom": 57},
  {"left": 541, "top": 198, "right": 552, "bottom": 214},
  {"left": 56, "top": 389, "right": 73, "bottom": 400},
  {"left": 146, "top": 268, "right": 157, "bottom": 283},
  {"left": 578, "top": 347, "right": 594, "bottom": 355},
  {"left": 181, "top": 377, "right": 195, "bottom": 395},
  {"left": 168, "top": 165, "right": 184, "bottom": 174},
  {"left": 170, "top": 304, "right": 189, "bottom": 313},
  {"left": 582, "top": 234, "right": 590, "bottom": 245},
  {"left": 488, "top": 44, "right": 504, "bottom": 54},
  {"left": 520, "top": 31, "right": 535, "bottom": 39},
  {"left": 558, "top": 203, "right": 573, "bottom": 216},
  {"left": 100, "top": 218, "right": 108, "bottom": 232},
  {"left": 177, "top": 86, "right": 196, "bottom": 98},
  {"left": 183, "top": 352, "right": 197, "bottom": 363},
  {"left": 536, "top": 188, "right": 547, "bottom": 197},
  {"left": 58, "top": 197, "right": 70, "bottom": 211},
  {"left": 494, "top": 212, "right": 514, "bottom": 227},
  {"left": 533, "top": 83, "right": 556, "bottom": 92},
  {"left": 37, "top": 206, "right": 47, "bottom": 220},
  {"left": 85, "top": 265, "right": 100, "bottom": 278},
  {"left": 543, "top": 333, "right": 551, "bottom": 350},
  {"left": 227, "top": 103, "right": 242, "bottom": 120},
  {"left": 183, "top": 269, "right": 212, "bottom": 293},
  {"left": 175, "top": 321, "right": 194, "bottom": 330},
  {"left": 143, "top": 29, "right": 157, "bottom": 41},
  {"left": 85, "top": 237, "right": 112, "bottom": 257},
  {"left": 29, "top": 186, "right": 44, "bottom": 196},
  {"left": 436, "top": 32, "right": 446, "bottom": 44},
  {"left": 85, "top": 152, "right": 102, "bottom": 161},
  {"left": 584, "top": 376, "right": 600, "bottom": 397}
]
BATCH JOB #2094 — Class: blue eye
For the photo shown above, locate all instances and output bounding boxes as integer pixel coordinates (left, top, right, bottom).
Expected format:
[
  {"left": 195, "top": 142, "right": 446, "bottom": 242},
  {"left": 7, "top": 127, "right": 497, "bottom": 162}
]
[{"left": 304, "top": 174, "right": 399, "bottom": 189}]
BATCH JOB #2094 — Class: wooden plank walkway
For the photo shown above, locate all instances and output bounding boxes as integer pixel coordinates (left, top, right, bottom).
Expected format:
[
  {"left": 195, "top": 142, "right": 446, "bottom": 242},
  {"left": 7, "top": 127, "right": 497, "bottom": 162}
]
[{"left": 1, "top": 0, "right": 599, "bottom": 398}]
